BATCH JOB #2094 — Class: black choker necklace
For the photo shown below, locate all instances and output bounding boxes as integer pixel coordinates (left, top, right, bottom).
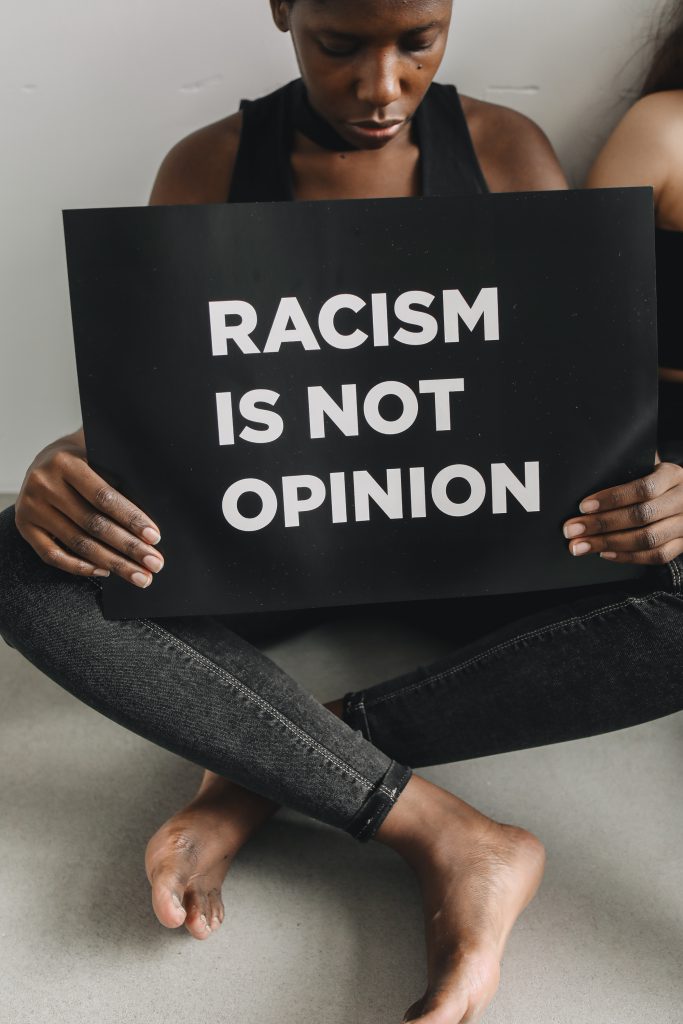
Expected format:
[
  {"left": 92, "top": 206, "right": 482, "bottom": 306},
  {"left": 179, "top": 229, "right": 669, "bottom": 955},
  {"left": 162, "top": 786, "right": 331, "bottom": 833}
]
[{"left": 290, "top": 79, "right": 359, "bottom": 152}]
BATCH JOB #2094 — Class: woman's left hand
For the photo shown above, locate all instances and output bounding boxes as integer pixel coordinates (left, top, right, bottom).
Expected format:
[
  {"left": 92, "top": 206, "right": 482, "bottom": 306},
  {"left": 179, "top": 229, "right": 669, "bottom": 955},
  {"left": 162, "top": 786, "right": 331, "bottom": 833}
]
[{"left": 563, "top": 461, "right": 683, "bottom": 564}]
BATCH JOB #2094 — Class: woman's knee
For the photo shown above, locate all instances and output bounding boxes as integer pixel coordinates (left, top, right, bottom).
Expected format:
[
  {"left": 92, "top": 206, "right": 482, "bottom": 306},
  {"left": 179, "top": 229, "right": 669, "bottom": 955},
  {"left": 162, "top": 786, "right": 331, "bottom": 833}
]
[
  {"left": 0, "top": 503, "right": 24, "bottom": 595},
  {"left": 0, "top": 504, "right": 24, "bottom": 647},
  {"left": 0, "top": 502, "right": 44, "bottom": 591},
  {"left": 0, "top": 501, "right": 101, "bottom": 651}
]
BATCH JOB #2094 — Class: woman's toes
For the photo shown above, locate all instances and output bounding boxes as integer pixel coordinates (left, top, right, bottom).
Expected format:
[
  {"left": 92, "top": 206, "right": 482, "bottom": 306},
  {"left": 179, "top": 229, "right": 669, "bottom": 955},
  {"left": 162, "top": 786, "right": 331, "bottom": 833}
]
[
  {"left": 408, "top": 999, "right": 470, "bottom": 1024},
  {"left": 184, "top": 889, "right": 213, "bottom": 939},
  {"left": 147, "top": 865, "right": 188, "bottom": 929},
  {"left": 206, "top": 887, "right": 225, "bottom": 931}
]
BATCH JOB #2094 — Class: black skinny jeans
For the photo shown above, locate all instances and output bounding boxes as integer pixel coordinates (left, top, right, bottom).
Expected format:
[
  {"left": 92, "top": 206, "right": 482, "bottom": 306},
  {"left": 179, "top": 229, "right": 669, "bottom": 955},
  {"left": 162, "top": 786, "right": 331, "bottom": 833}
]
[{"left": 0, "top": 501, "right": 681, "bottom": 842}]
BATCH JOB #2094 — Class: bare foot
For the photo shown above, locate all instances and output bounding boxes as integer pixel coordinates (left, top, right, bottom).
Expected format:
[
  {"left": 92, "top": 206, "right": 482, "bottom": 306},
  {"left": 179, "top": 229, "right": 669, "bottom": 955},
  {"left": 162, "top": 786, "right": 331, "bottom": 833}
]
[
  {"left": 144, "top": 771, "right": 279, "bottom": 939},
  {"left": 376, "top": 776, "right": 546, "bottom": 1023},
  {"left": 145, "top": 699, "right": 344, "bottom": 938}
]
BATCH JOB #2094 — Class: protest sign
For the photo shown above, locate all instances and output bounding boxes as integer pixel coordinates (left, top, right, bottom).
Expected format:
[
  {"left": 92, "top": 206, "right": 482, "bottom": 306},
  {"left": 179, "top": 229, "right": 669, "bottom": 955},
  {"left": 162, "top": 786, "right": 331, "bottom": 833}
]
[{"left": 64, "top": 188, "right": 657, "bottom": 619}]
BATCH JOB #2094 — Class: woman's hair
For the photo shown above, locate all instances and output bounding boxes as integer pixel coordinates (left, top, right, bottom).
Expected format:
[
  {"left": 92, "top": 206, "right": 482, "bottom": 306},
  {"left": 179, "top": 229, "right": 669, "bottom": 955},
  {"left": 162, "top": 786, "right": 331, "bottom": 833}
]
[{"left": 641, "top": 2, "right": 683, "bottom": 95}]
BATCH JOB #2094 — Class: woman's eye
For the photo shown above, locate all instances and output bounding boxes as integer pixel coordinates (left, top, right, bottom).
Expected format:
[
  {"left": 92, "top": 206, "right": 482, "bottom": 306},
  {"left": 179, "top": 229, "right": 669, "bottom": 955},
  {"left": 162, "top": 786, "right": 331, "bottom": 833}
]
[
  {"left": 318, "top": 41, "right": 356, "bottom": 58},
  {"left": 405, "top": 37, "right": 437, "bottom": 53}
]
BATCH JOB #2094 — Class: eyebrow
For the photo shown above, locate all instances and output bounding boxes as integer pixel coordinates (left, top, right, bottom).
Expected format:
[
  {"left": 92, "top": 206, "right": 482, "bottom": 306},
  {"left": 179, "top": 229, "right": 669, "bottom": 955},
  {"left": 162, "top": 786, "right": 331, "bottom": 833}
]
[
  {"left": 319, "top": 21, "right": 442, "bottom": 40},
  {"left": 405, "top": 21, "right": 441, "bottom": 32}
]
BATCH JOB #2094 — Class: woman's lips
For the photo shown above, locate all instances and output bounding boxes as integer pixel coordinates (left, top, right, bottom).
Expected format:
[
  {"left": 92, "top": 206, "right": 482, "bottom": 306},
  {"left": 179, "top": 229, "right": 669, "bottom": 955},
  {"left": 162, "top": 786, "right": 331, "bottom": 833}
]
[{"left": 344, "top": 119, "right": 406, "bottom": 142}]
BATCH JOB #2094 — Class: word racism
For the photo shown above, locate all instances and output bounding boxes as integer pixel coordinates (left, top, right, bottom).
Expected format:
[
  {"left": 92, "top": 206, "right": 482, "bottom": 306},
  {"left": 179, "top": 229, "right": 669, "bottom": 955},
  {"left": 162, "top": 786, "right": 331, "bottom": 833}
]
[{"left": 209, "top": 287, "right": 541, "bottom": 532}]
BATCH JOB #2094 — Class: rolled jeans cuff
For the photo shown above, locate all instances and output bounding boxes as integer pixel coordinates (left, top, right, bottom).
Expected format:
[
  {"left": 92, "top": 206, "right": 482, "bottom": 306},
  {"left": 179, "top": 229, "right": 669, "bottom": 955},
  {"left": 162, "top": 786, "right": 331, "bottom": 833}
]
[{"left": 345, "top": 755, "right": 413, "bottom": 843}]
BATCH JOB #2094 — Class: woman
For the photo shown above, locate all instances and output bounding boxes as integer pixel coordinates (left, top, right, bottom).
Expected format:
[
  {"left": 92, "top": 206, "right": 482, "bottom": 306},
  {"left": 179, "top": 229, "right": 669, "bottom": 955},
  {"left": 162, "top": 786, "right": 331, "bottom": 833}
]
[
  {"left": 1, "top": 3, "right": 682, "bottom": 1022},
  {"left": 586, "top": 1, "right": 683, "bottom": 464}
]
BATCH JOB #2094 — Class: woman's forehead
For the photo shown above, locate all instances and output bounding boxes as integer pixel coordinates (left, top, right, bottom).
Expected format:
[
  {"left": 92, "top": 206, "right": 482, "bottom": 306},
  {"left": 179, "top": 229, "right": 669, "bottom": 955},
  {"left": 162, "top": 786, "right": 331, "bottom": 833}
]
[{"left": 292, "top": 0, "right": 452, "bottom": 32}]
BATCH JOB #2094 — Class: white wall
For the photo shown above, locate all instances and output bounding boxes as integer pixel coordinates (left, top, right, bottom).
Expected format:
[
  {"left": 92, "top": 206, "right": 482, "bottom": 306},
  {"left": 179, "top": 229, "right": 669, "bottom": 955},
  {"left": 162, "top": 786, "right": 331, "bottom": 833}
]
[{"left": 0, "top": 0, "right": 670, "bottom": 491}]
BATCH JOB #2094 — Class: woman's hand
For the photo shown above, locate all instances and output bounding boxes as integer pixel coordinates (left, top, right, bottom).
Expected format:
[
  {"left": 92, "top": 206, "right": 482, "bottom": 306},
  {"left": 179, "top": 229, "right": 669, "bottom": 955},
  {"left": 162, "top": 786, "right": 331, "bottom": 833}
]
[
  {"left": 563, "top": 461, "right": 683, "bottom": 565},
  {"left": 15, "top": 430, "right": 164, "bottom": 587}
]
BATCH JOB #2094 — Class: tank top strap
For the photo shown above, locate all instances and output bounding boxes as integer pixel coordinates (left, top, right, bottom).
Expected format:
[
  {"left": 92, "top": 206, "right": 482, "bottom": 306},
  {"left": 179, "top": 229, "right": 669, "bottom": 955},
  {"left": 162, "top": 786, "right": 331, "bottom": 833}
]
[
  {"left": 228, "top": 81, "right": 296, "bottom": 203},
  {"left": 415, "top": 83, "right": 489, "bottom": 197}
]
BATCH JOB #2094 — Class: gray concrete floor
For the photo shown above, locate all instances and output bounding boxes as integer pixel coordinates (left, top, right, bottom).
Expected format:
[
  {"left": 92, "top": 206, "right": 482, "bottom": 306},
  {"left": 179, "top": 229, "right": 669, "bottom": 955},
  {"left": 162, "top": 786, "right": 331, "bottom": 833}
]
[{"left": 1, "top": 493, "right": 681, "bottom": 1023}]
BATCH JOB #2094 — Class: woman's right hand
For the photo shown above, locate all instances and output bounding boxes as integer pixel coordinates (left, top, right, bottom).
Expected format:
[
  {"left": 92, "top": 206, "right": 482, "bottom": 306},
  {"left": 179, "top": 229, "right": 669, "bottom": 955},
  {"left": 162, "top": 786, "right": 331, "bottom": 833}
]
[{"left": 15, "top": 429, "right": 164, "bottom": 588}]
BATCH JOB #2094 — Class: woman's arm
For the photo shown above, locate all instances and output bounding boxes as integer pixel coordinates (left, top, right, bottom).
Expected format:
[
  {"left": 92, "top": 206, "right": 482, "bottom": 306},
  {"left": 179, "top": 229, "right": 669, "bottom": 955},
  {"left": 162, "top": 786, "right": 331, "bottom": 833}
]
[
  {"left": 585, "top": 91, "right": 683, "bottom": 230},
  {"left": 65, "top": 426, "right": 85, "bottom": 446},
  {"left": 585, "top": 94, "right": 668, "bottom": 193}
]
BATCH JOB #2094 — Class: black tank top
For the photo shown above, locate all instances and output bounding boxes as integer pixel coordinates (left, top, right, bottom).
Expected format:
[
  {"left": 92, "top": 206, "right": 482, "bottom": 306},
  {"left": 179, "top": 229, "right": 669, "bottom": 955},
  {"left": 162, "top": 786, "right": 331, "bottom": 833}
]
[{"left": 228, "top": 78, "right": 489, "bottom": 203}]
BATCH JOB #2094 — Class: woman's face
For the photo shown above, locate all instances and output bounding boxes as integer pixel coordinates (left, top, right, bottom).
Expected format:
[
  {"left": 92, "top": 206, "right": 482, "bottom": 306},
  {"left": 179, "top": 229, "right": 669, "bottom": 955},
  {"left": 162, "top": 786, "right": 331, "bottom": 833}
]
[{"left": 271, "top": 0, "right": 453, "bottom": 150}]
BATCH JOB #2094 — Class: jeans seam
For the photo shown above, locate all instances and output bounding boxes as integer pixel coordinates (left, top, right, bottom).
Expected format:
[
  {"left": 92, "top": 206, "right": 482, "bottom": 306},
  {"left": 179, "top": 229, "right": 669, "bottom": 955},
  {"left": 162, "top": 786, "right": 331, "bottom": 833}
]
[
  {"left": 367, "top": 589, "right": 675, "bottom": 708},
  {"left": 669, "top": 556, "right": 682, "bottom": 591},
  {"left": 139, "top": 616, "right": 397, "bottom": 796},
  {"left": 84, "top": 578, "right": 393, "bottom": 796}
]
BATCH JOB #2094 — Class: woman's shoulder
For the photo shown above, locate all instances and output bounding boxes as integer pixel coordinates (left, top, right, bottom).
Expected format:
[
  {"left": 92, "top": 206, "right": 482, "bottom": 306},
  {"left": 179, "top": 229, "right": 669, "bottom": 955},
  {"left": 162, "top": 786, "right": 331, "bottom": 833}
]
[
  {"left": 149, "top": 81, "right": 297, "bottom": 205},
  {"left": 620, "top": 89, "right": 683, "bottom": 133},
  {"left": 458, "top": 92, "right": 567, "bottom": 192},
  {"left": 599, "top": 91, "right": 683, "bottom": 156},
  {"left": 149, "top": 111, "right": 243, "bottom": 205},
  {"left": 585, "top": 90, "right": 683, "bottom": 194}
]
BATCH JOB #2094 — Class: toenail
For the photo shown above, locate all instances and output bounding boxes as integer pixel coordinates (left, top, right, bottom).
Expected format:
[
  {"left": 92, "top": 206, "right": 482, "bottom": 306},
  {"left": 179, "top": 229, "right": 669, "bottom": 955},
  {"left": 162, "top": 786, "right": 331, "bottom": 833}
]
[{"left": 172, "top": 894, "right": 183, "bottom": 910}]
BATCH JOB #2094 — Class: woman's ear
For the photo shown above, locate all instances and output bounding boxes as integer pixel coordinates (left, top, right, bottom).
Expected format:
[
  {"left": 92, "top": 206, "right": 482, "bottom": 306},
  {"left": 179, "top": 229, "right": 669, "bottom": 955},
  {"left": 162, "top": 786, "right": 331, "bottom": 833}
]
[{"left": 269, "top": 1, "right": 291, "bottom": 33}]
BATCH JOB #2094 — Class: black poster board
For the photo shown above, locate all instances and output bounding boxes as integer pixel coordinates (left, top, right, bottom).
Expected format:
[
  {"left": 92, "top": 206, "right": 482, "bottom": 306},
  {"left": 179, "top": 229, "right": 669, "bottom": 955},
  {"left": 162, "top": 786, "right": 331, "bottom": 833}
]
[{"left": 63, "top": 188, "right": 658, "bottom": 620}]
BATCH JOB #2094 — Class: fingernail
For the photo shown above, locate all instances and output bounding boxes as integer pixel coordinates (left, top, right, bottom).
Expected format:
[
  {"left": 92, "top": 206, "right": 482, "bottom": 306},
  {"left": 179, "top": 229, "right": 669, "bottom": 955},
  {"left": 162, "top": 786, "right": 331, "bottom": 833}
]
[
  {"left": 142, "top": 555, "right": 164, "bottom": 572},
  {"left": 563, "top": 523, "right": 586, "bottom": 539},
  {"left": 132, "top": 571, "right": 152, "bottom": 588},
  {"left": 142, "top": 527, "right": 161, "bottom": 544},
  {"left": 600, "top": 551, "right": 618, "bottom": 559},
  {"left": 93, "top": 568, "right": 110, "bottom": 577},
  {"left": 571, "top": 541, "right": 591, "bottom": 556},
  {"left": 579, "top": 499, "right": 600, "bottom": 513}
]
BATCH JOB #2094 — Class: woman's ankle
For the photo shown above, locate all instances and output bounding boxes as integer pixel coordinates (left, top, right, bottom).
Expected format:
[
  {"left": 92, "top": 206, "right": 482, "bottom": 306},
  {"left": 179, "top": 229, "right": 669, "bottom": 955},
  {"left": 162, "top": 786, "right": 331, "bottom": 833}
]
[{"left": 373, "top": 775, "right": 488, "bottom": 866}]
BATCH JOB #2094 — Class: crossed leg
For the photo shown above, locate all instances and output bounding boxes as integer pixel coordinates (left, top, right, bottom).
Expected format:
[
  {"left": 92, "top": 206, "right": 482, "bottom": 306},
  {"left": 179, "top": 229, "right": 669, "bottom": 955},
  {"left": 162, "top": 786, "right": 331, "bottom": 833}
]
[
  {"left": 147, "top": 577, "right": 683, "bottom": 1022},
  {"left": 146, "top": 755, "right": 545, "bottom": 1024}
]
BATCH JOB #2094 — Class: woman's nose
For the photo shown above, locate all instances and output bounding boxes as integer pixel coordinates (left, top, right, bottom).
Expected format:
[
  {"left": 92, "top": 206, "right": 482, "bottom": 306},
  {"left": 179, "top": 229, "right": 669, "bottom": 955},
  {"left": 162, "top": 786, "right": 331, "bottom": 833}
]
[{"left": 355, "top": 53, "right": 403, "bottom": 111}]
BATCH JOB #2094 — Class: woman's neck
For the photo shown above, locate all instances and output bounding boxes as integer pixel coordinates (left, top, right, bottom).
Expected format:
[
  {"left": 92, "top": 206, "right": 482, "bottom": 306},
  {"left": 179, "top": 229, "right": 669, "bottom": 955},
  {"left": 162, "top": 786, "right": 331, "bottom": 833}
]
[
  {"left": 288, "top": 79, "right": 423, "bottom": 202},
  {"left": 289, "top": 128, "right": 421, "bottom": 202}
]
